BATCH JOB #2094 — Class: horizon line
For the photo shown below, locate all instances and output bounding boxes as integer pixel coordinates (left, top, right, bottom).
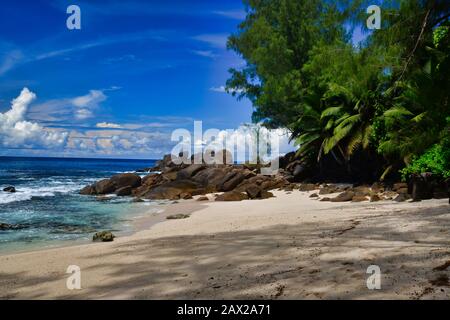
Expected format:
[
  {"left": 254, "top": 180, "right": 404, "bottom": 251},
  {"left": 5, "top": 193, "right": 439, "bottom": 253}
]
[{"left": 0, "top": 155, "right": 157, "bottom": 161}]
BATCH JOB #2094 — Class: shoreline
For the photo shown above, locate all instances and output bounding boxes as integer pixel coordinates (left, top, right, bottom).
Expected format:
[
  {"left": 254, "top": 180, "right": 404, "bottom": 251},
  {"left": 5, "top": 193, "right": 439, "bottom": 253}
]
[
  {"left": 0, "top": 199, "right": 171, "bottom": 257},
  {"left": 0, "top": 197, "right": 205, "bottom": 257},
  {"left": 0, "top": 190, "right": 449, "bottom": 300}
]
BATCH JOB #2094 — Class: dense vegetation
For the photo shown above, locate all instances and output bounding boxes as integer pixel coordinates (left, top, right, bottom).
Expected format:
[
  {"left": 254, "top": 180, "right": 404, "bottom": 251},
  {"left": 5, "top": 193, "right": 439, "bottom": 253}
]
[{"left": 226, "top": 0, "right": 450, "bottom": 182}]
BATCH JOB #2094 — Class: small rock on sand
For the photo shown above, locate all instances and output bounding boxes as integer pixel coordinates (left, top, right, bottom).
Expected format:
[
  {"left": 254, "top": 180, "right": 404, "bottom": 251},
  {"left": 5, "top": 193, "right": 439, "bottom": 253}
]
[
  {"left": 93, "top": 231, "right": 115, "bottom": 242},
  {"left": 167, "top": 214, "right": 190, "bottom": 220}
]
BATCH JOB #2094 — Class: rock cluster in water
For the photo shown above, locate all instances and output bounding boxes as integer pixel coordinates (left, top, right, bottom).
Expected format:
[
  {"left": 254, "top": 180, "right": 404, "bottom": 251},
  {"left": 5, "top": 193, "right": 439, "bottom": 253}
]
[
  {"left": 2, "top": 186, "right": 16, "bottom": 193},
  {"left": 0, "top": 222, "right": 25, "bottom": 230}
]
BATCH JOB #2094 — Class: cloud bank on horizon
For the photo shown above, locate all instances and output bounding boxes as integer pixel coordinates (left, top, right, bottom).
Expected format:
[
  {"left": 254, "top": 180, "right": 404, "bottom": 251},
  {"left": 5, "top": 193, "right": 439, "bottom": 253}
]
[
  {"left": 0, "top": 87, "right": 296, "bottom": 159},
  {"left": 0, "top": 0, "right": 296, "bottom": 159},
  {"left": 0, "top": 88, "right": 68, "bottom": 149}
]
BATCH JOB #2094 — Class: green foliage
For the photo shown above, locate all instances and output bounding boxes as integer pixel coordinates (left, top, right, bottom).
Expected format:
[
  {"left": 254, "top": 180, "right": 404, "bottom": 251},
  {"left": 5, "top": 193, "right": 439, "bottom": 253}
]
[
  {"left": 400, "top": 144, "right": 450, "bottom": 180},
  {"left": 379, "top": 20, "right": 450, "bottom": 163},
  {"left": 434, "top": 25, "right": 449, "bottom": 48},
  {"left": 227, "top": 0, "right": 450, "bottom": 180},
  {"left": 393, "top": 116, "right": 450, "bottom": 180}
]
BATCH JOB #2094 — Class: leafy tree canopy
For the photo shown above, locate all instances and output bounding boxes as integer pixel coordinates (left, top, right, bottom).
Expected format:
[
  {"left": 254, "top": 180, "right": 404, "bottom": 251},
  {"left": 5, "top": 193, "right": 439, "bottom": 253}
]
[{"left": 227, "top": 0, "right": 450, "bottom": 181}]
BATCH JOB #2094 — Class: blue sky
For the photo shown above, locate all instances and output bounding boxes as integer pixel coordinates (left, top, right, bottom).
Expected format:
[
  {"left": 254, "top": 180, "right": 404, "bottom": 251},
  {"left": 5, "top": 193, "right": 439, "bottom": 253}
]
[
  {"left": 0, "top": 0, "right": 258, "bottom": 159},
  {"left": 0, "top": 0, "right": 370, "bottom": 159}
]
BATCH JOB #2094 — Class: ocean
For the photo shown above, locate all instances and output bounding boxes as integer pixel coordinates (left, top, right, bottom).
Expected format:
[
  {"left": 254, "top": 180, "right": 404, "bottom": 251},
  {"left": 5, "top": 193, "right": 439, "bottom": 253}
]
[{"left": 0, "top": 156, "right": 158, "bottom": 253}]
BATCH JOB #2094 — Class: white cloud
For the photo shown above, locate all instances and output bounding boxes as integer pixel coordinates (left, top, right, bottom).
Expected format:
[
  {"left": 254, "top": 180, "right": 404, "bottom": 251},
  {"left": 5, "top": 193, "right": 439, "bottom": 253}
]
[
  {"left": 90, "top": 131, "right": 172, "bottom": 157},
  {"left": 0, "top": 31, "right": 166, "bottom": 77},
  {"left": 192, "top": 34, "right": 229, "bottom": 49},
  {"left": 191, "top": 50, "right": 217, "bottom": 59},
  {"left": 29, "top": 89, "right": 109, "bottom": 122},
  {"left": 0, "top": 50, "right": 24, "bottom": 76},
  {"left": 96, "top": 122, "right": 123, "bottom": 129},
  {"left": 210, "top": 86, "right": 244, "bottom": 94},
  {"left": 213, "top": 10, "right": 246, "bottom": 20},
  {"left": 0, "top": 88, "right": 68, "bottom": 149},
  {"left": 186, "top": 125, "right": 295, "bottom": 162},
  {"left": 75, "top": 108, "right": 93, "bottom": 120},
  {"left": 210, "top": 86, "right": 226, "bottom": 93},
  {"left": 71, "top": 138, "right": 89, "bottom": 150},
  {"left": 71, "top": 90, "right": 106, "bottom": 108}
]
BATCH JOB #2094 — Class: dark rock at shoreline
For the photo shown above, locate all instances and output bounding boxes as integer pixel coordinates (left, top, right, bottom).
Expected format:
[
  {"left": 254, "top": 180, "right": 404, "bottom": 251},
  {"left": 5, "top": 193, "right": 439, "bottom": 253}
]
[
  {"left": 260, "top": 191, "right": 275, "bottom": 199},
  {"left": 278, "top": 151, "right": 296, "bottom": 169},
  {"left": 298, "top": 183, "right": 318, "bottom": 192},
  {"left": 394, "top": 193, "right": 410, "bottom": 202},
  {"left": 162, "top": 171, "right": 177, "bottom": 181},
  {"left": 396, "top": 187, "right": 409, "bottom": 194},
  {"left": 153, "top": 154, "right": 175, "bottom": 172},
  {"left": 382, "top": 191, "right": 398, "bottom": 200},
  {"left": 319, "top": 185, "right": 340, "bottom": 195},
  {"left": 176, "top": 164, "right": 206, "bottom": 180},
  {"left": 0, "top": 223, "right": 12, "bottom": 230},
  {"left": 144, "top": 180, "right": 201, "bottom": 200},
  {"left": 371, "top": 182, "right": 385, "bottom": 193},
  {"left": 217, "top": 170, "right": 248, "bottom": 192},
  {"left": 393, "top": 182, "right": 408, "bottom": 192},
  {"left": 407, "top": 173, "right": 449, "bottom": 202},
  {"left": 0, "top": 222, "right": 28, "bottom": 231},
  {"left": 111, "top": 173, "right": 142, "bottom": 189},
  {"left": 80, "top": 185, "right": 96, "bottom": 195},
  {"left": 245, "top": 184, "right": 262, "bottom": 199},
  {"left": 80, "top": 173, "right": 142, "bottom": 196},
  {"left": 281, "top": 184, "right": 294, "bottom": 192},
  {"left": 141, "top": 173, "right": 164, "bottom": 187},
  {"left": 0, "top": 222, "right": 14, "bottom": 230},
  {"left": 197, "top": 196, "right": 209, "bottom": 201},
  {"left": 192, "top": 166, "right": 226, "bottom": 182},
  {"left": 352, "top": 195, "right": 368, "bottom": 202},
  {"left": 433, "top": 191, "right": 449, "bottom": 199},
  {"left": 115, "top": 186, "right": 132, "bottom": 196},
  {"left": 79, "top": 152, "right": 446, "bottom": 205},
  {"left": 442, "top": 184, "right": 449, "bottom": 203},
  {"left": 353, "top": 185, "right": 371, "bottom": 197},
  {"left": 180, "top": 192, "right": 193, "bottom": 200},
  {"left": 79, "top": 150, "right": 292, "bottom": 203},
  {"left": 410, "top": 173, "right": 435, "bottom": 201},
  {"left": 216, "top": 191, "right": 249, "bottom": 202},
  {"left": 292, "top": 163, "right": 304, "bottom": 176},
  {"left": 95, "top": 179, "right": 117, "bottom": 195},
  {"left": 261, "top": 176, "right": 288, "bottom": 190},
  {"left": 3, "top": 186, "right": 16, "bottom": 193},
  {"left": 93, "top": 231, "right": 115, "bottom": 242},
  {"left": 331, "top": 191, "right": 355, "bottom": 202},
  {"left": 167, "top": 214, "right": 190, "bottom": 220}
]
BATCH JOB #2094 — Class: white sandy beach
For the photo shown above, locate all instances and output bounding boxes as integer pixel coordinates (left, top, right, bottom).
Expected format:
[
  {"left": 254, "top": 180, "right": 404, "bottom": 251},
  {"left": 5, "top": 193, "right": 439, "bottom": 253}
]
[{"left": 0, "top": 190, "right": 449, "bottom": 300}]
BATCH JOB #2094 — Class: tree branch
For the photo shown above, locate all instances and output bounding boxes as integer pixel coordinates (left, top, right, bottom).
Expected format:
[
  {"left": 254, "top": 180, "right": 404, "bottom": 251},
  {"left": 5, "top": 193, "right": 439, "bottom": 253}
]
[{"left": 398, "top": 9, "right": 432, "bottom": 80}]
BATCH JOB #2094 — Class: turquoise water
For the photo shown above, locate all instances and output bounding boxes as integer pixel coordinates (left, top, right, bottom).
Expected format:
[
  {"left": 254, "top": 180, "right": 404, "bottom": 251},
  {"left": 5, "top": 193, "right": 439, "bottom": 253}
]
[{"left": 0, "top": 157, "right": 158, "bottom": 254}]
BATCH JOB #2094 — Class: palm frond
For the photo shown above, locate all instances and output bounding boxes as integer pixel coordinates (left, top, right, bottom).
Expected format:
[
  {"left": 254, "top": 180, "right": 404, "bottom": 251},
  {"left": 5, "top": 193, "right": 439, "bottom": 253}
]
[{"left": 320, "top": 106, "right": 343, "bottom": 119}]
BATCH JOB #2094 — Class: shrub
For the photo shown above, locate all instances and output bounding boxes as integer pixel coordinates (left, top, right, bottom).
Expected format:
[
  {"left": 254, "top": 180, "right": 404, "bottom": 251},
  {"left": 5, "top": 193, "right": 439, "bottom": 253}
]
[{"left": 401, "top": 142, "right": 450, "bottom": 181}]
